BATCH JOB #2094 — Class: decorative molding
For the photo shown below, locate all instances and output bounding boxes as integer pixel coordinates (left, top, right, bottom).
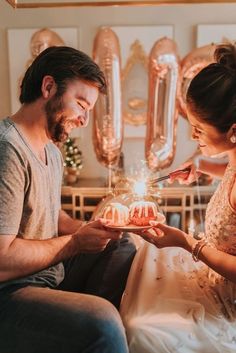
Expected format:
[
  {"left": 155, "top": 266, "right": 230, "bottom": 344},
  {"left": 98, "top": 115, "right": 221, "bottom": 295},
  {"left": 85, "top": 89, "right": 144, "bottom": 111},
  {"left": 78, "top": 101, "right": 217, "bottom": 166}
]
[{"left": 6, "top": 0, "right": 236, "bottom": 9}]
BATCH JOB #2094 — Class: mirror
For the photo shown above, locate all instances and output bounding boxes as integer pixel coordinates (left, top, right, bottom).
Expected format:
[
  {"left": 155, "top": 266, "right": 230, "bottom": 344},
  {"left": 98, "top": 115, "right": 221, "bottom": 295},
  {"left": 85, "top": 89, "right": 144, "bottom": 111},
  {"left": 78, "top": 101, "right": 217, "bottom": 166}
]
[{"left": 122, "top": 40, "right": 148, "bottom": 127}]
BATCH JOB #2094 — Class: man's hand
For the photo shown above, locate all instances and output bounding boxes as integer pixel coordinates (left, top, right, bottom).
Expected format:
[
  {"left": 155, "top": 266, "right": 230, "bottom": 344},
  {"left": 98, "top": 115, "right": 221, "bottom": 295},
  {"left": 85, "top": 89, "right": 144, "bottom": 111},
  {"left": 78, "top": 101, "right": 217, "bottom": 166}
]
[{"left": 73, "top": 220, "right": 122, "bottom": 253}]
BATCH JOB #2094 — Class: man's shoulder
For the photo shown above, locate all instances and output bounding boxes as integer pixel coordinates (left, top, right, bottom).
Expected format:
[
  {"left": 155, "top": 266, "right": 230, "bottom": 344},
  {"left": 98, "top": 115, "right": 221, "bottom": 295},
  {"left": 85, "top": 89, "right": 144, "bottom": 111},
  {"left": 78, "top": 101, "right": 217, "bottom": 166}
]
[
  {"left": 0, "top": 118, "right": 27, "bottom": 164},
  {"left": 0, "top": 117, "right": 14, "bottom": 138},
  {"left": 0, "top": 117, "right": 20, "bottom": 145}
]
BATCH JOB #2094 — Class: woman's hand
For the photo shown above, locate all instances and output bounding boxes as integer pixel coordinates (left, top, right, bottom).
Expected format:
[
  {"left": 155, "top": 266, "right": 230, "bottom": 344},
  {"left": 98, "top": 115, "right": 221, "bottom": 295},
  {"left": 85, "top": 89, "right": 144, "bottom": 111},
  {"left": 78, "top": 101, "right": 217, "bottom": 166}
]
[
  {"left": 73, "top": 220, "right": 122, "bottom": 253},
  {"left": 169, "top": 161, "right": 201, "bottom": 185},
  {"left": 138, "top": 222, "right": 188, "bottom": 249}
]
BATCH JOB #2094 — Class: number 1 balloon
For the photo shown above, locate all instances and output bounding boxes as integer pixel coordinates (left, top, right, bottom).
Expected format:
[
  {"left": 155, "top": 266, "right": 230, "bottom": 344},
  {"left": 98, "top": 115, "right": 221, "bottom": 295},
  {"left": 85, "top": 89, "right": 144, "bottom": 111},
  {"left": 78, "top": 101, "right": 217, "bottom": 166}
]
[{"left": 93, "top": 27, "right": 123, "bottom": 169}]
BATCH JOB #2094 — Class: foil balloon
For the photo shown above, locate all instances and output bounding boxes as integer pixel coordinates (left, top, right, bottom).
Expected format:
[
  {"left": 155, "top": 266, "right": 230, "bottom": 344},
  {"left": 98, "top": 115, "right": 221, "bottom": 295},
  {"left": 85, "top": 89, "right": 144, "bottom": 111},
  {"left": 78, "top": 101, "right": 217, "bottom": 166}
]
[
  {"left": 19, "top": 28, "right": 65, "bottom": 102},
  {"left": 92, "top": 28, "right": 123, "bottom": 168},
  {"left": 178, "top": 43, "right": 216, "bottom": 118},
  {"left": 24, "top": 28, "right": 65, "bottom": 71},
  {"left": 145, "top": 37, "right": 180, "bottom": 171},
  {"left": 30, "top": 28, "right": 65, "bottom": 58}
]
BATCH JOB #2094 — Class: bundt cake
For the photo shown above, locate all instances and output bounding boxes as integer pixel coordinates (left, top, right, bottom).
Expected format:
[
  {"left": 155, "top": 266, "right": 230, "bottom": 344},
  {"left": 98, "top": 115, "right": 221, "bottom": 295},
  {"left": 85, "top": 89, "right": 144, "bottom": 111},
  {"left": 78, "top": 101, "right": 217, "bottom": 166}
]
[
  {"left": 102, "top": 202, "right": 130, "bottom": 226},
  {"left": 129, "top": 200, "right": 159, "bottom": 226}
]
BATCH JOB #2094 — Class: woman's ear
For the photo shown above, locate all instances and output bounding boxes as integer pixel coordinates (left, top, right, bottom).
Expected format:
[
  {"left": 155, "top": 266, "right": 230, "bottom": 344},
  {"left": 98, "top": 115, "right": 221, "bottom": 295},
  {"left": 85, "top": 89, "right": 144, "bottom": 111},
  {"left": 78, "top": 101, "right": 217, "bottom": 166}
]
[{"left": 41, "top": 75, "right": 56, "bottom": 99}]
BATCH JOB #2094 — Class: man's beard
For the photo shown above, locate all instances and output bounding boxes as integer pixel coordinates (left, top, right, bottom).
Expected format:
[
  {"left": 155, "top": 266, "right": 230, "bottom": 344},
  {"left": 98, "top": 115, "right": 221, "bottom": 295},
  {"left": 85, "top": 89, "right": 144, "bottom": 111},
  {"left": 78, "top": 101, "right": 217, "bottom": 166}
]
[{"left": 45, "top": 95, "right": 69, "bottom": 143}]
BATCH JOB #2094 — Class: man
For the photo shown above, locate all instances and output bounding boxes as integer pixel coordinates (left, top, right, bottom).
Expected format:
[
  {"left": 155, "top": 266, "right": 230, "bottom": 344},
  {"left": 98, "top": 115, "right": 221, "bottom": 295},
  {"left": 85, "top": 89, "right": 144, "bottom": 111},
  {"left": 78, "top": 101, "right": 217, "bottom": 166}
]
[{"left": 0, "top": 46, "right": 136, "bottom": 353}]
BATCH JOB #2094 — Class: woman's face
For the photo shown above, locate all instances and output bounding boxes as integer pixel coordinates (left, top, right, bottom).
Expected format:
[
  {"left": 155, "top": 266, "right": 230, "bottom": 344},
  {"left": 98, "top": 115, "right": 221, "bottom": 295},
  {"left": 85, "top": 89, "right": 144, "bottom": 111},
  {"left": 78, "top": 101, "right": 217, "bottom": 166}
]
[{"left": 187, "top": 106, "right": 233, "bottom": 158}]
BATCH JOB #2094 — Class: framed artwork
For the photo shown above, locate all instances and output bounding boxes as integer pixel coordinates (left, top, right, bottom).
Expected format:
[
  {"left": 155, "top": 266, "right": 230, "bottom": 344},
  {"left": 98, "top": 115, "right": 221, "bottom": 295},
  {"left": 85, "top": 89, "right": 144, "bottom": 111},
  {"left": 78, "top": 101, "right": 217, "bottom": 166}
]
[
  {"left": 197, "top": 24, "right": 236, "bottom": 46},
  {"left": 111, "top": 25, "right": 173, "bottom": 138},
  {"left": 7, "top": 27, "right": 78, "bottom": 113}
]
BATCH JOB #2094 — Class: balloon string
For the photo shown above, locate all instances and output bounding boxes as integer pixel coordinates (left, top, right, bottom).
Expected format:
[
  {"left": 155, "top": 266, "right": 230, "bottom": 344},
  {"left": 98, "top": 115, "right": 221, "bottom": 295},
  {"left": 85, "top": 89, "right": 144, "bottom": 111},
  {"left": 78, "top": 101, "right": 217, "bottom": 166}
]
[
  {"left": 195, "top": 176, "right": 204, "bottom": 233},
  {"left": 107, "top": 167, "right": 113, "bottom": 194}
]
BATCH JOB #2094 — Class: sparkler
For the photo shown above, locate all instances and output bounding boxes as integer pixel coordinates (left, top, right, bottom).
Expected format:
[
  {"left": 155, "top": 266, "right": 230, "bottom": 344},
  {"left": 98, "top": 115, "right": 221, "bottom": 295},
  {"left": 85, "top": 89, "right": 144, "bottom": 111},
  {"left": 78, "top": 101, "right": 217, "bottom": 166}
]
[{"left": 132, "top": 180, "right": 148, "bottom": 196}]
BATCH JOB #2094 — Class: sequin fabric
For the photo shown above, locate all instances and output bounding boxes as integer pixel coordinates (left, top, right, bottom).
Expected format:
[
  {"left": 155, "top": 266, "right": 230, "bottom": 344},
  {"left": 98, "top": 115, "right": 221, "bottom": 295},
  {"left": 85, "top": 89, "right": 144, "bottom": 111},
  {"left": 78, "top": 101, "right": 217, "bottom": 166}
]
[
  {"left": 120, "top": 164, "right": 236, "bottom": 353},
  {"left": 197, "top": 164, "right": 236, "bottom": 322},
  {"left": 205, "top": 164, "right": 236, "bottom": 255}
]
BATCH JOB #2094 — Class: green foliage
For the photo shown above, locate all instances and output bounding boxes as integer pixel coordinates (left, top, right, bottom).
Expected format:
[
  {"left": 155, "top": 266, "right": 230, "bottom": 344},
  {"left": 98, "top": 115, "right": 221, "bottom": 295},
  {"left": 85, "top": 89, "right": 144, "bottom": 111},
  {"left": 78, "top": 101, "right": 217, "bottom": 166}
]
[{"left": 63, "top": 138, "right": 83, "bottom": 170}]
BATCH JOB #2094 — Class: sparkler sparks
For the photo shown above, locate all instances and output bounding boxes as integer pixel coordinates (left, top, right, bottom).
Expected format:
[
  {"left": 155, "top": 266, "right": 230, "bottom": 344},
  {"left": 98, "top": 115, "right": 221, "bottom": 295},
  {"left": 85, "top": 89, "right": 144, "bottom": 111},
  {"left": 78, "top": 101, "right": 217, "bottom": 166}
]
[{"left": 132, "top": 180, "right": 148, "bottom": 196}]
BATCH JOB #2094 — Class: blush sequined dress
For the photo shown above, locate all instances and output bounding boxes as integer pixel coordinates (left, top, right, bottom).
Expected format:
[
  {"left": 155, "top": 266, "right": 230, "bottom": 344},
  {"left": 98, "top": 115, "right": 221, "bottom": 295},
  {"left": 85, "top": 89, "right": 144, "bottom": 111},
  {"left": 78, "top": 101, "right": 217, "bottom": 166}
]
[{"left": 120, "top": 164, "right": 236, "bottom": 353}]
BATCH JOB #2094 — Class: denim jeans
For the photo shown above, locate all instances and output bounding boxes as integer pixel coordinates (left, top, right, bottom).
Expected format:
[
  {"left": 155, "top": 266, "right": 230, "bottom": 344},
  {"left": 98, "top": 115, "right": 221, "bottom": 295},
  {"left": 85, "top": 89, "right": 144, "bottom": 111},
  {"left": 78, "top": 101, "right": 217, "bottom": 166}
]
[{"left": 0, "top": 234, "right": 136, "bottom": 353}]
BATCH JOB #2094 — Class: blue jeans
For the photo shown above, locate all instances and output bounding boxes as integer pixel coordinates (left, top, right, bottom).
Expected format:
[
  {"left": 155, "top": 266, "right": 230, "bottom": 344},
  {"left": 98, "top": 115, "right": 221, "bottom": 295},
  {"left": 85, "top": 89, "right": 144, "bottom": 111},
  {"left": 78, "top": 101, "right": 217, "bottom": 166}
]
[{"left": 0, "top": 234, "right": 136, "bottom": 353}]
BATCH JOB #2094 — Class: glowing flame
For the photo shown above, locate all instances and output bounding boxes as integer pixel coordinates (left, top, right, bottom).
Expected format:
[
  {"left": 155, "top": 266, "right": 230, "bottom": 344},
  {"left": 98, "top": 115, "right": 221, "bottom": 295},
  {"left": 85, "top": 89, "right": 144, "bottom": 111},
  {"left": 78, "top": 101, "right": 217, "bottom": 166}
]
[{"left": 133, "top": 180, "right": 147, "bottom": 196}]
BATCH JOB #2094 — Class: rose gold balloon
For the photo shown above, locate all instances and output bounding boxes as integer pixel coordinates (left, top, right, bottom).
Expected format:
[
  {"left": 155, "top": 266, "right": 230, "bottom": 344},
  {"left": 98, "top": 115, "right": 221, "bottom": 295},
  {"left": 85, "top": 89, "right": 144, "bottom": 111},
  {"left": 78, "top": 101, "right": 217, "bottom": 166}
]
[
  {"left": 19, "top": 28, "right": 65, "bottom": 99},
  {"left": 30, "top": 28, "right": 65, "bottom": 58},
  {"left": 92, "top": 28, "right": 123, "bottom": 168},
  {"left": 145, "top": 37, "right": 180, "bottom": 171},
  {"left": 178, "top": 43, "right": 216, "bottom": 118}
]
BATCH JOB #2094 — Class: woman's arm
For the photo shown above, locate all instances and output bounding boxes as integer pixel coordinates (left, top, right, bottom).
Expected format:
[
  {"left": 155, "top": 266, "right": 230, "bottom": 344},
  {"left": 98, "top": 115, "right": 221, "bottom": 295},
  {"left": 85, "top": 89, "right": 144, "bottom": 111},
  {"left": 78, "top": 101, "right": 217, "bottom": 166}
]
[
  {"left": 198, "top": 158, "right": 227, "bottom": 179},
  {"left": 183, "top": 233, "right": 236, "bottom": 283},
  {"left": 186, "top": 147, "right": 228, "bottom": 179},
  {"left": 139, "top": 223, "right": 236, "bottom": 284},
  {"left": 169, "top": 157, "right": 227, "bottom": 184}
]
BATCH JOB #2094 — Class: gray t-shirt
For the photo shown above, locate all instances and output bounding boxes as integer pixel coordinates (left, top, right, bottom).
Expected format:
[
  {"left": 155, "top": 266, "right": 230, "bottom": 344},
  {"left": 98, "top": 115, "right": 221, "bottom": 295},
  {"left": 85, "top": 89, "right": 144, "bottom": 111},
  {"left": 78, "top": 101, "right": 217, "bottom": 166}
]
[{"left": 0, "top": 117, "right": 64, "bottom": 289}]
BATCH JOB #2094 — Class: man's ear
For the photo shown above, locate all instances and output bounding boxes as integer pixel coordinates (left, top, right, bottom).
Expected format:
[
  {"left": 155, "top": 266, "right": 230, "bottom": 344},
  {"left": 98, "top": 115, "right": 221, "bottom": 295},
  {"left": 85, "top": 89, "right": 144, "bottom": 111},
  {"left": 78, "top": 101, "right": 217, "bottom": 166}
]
[
  {"left": 231, "top": 123, "right": 236, "bottom": 131},
  {"left": 41, "top": 75, "right": 56, "bottom": 99}
]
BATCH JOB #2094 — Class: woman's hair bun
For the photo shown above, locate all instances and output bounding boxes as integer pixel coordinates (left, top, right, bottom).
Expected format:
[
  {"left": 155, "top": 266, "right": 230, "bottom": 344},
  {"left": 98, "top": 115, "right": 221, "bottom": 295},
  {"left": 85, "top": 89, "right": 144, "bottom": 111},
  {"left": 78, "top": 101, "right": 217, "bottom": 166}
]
[{"left": 214, "top": 43, "right": 236, "bottom": 72}]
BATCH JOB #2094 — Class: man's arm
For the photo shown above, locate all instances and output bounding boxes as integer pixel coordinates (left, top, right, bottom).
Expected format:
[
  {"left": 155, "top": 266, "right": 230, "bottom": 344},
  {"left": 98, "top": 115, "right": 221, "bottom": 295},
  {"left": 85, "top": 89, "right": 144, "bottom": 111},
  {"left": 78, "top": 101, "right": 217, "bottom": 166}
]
[
  {"left": 0, "top": 221, "right": 121, "bottom": 283},
  {"left": 0, "top": 233, "right": 77, "bottom": 282},
  {"left": 58, "top": 209, "right": 83, "bottom": 235}
]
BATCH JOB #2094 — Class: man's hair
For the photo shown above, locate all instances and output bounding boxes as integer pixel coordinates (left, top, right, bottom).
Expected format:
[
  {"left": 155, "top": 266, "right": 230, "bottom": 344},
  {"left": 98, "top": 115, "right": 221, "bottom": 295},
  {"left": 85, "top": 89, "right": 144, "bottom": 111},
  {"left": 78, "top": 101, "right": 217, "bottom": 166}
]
[{"left": 20, "top": 46, "right": 106, "bottom": 103}]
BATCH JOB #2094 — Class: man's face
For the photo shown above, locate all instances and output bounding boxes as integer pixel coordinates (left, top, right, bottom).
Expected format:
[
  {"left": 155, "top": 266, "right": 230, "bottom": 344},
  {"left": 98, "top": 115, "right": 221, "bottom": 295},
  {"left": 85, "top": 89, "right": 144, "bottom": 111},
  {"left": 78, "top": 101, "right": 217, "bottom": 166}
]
[{"left": 45, "top": 80, "right": 99, "bottom": 142}]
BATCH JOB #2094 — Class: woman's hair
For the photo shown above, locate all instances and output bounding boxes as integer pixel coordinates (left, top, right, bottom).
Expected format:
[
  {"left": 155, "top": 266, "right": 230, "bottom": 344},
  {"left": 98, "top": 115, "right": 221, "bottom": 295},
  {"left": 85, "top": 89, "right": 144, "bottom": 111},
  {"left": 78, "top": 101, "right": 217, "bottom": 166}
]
[
  {"left": 186, "top": 43, "right": 236, "bottom": 132},
  {"left": 20, "top": 46, "right": 106, "bottom": 103}
]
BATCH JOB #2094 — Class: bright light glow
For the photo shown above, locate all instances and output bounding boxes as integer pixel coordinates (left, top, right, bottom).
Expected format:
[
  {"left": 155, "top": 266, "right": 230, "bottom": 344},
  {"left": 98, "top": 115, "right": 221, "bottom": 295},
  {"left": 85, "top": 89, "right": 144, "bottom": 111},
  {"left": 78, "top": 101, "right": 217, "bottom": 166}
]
[{"left": 133, "top": 180, "right": 147, "bottom": 196}]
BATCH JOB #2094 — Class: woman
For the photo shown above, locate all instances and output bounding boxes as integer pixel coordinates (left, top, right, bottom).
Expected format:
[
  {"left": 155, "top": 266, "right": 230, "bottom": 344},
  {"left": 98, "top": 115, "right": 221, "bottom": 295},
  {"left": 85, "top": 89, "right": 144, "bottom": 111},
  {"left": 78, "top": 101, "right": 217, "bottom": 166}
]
[{"left": 120, "top": 43, "right": 236, "bottom": 353}]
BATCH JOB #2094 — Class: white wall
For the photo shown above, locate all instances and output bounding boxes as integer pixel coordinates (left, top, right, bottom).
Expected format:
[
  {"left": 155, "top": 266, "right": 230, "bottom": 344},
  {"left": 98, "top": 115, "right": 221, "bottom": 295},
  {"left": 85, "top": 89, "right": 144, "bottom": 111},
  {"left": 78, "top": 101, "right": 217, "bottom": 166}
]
[{"left": 0, "top": 1, "right": 235, "bottom": 180}]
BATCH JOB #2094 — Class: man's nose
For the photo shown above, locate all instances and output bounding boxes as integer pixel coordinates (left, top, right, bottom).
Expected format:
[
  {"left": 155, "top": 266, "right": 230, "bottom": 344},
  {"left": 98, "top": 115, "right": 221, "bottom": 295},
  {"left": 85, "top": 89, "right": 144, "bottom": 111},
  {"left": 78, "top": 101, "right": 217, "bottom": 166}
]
[
  {"left": 191, "top": 129, "right": 198, "bottom": 141},
  {"left": 82, "top": 111, "right": 90, "bottom": 127}
]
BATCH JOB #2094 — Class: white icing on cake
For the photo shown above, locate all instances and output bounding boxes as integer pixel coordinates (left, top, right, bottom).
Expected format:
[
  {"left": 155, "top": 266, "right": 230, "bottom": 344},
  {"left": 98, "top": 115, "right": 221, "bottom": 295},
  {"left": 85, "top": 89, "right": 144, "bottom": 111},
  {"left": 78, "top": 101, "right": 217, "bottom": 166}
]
[
  {"left": 102, "top": 202, "right": 130, "bottom": 226},
  {"left": 129, "top": 201, "right": 158, "bottom": 218}
]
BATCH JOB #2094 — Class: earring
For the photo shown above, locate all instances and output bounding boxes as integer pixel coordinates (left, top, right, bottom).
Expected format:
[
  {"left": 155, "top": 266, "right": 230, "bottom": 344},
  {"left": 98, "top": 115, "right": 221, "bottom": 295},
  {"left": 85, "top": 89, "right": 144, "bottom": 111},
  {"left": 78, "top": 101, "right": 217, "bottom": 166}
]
[{"left": 230, "top": 134, "right": 236, "bottom": 143}]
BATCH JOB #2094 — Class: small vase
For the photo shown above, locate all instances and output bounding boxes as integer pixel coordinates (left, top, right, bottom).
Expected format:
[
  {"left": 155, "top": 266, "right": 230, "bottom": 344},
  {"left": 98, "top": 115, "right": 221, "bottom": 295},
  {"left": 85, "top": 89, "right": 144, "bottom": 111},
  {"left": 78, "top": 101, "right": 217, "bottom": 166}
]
[{"left": 64, "top": 167, "right": 79, "bottom": 184}]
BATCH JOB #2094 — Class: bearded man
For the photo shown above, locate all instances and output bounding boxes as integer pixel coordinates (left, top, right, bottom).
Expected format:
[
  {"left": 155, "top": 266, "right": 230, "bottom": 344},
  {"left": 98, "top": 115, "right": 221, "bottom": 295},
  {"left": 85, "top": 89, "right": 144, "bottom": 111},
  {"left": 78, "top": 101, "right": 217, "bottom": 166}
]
[{"left": 0, "top": 46, "right": 136, "bottom": 353}]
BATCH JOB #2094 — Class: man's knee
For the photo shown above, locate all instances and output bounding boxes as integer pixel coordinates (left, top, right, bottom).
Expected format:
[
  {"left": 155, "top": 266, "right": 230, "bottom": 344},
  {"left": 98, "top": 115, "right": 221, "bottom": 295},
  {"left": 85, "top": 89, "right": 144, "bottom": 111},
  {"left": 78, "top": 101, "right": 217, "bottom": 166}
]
[
  {"left": 0, "top": 286, "right": 128, "bottom": 353},
  {"left": 107, "top": 232, "right": 137, "bottom": 268},
  {"left": 75, "top": 296, "right": 129, "bottom": 353}
]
